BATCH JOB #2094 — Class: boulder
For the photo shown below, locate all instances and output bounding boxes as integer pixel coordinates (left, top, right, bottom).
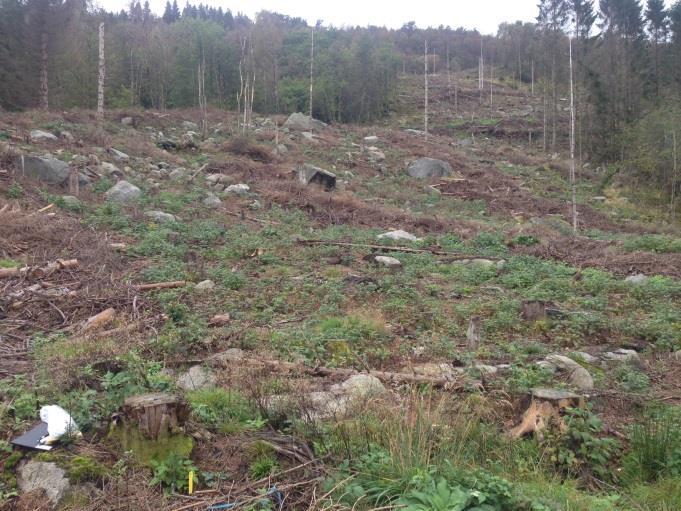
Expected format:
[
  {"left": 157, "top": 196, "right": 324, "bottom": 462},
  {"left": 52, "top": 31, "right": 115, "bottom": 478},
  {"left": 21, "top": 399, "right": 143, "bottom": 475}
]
[
  {"left": 544, "top": 354, "right": 594, "bottom": 391},
  {"left": 18, "top": 155, "right": 70, "bottom": 184},
  {"left": 30, "top": 129, "right": 58, "bottom": 142},
  {"left": 276, "top": 144, "right": 288, "bottom": 155},
  {"left": 18, "top": 461, "right": 70, "bottom": 507},
  {"left": 99, "top": 162, "right": 122, "bottom": 177},
  {"left": 367, "top": 149, "right": 386, "bottom": 162},
  {"left": 335, "top": 374, "right": 386, "bottom": 400},
  {"left": 406, "top": 157, "right": 453, "bottom": 179},
  {"left": 298, "top": 164, "right": 336, "bottom": 190},
  {"left": 176, "top": 365, "right": 215, "bottom": 391},
  {"left": 301, "top": 131, "right": 317, "bottom": 143},
  {"left": 144, "top": 210, "right": 178, "bottom": 223},
  {"left": 194, "top": 279, "right": 215, "bottom": 291},
  {"left": 603, "top": 348, "right": 640, "bottom": 363},
  {"left": 283, "top": 112, "right": 327, "bottom": 132},
  {"left": 571, "top": 351, "right": 598, "bottom": 364},
  {"left": 169, "top": 168, "right": 186, "bottom": 180},
  {"left": 182, "top": 121, "right": 199, "bottom": 130},
  {"left": 625, "top": 274, "right": 648, "bottom": 285},
  {"left": 374, "top": 256, "right": 402, "bottom": 269},
  {"left": 377, "top": 229, "right": 420, "bottom": 242},
  {"left": 120, "top": 116, "right": 134, "bottom": 126},
  {"left": 363, "top": 135, "right": 379, "bottom": 143},
  {"left": 109, "top": 148, "right": 129, "bottom": 161},
  {"left": 105, "top": 180, "right": 141, "bottom": 203},
  {"left": 203, "top": 192, "right": 222, "bottom": 208},
  {"left": 225, "top": 184, "right": 250, "bottom": 195}
]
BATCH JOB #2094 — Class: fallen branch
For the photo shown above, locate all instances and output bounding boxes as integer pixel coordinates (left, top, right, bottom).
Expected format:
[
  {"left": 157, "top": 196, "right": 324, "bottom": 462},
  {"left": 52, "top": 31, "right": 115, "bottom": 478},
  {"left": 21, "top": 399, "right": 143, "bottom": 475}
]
[
  {"left": 296, "top": 239, "right": 501, "bottom": 260},
  {"left": 210, "top": 354, "right": 467, "bottom": 389},
  {"left": 224, "top": 210, "right": 281, "bottom": 226},
  {"left": 135, "top": 280, "right": 187, "bottom": 291},
  {"left": 0, "top": 259, "right": 78, "bottom": 279}
]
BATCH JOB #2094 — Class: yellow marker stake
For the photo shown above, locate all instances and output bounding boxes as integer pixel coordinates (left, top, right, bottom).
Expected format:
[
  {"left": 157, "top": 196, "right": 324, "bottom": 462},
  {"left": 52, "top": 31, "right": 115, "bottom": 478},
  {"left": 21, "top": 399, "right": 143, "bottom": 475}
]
[{"left": 188, "top": 470, "right": 194, "bottom": 495}]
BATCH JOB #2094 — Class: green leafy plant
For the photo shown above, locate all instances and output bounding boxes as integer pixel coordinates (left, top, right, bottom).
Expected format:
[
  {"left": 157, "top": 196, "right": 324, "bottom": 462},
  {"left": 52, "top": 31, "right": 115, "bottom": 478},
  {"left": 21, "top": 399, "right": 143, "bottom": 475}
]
[
  {"left": 6, "top": 182, "right": 22, "bottom": 199},
  {"left": 149, "top": 453, "right": 197, "bottom": 493},
  {"left": 545, "top": 406, "right": 619, "bottom": 481}
]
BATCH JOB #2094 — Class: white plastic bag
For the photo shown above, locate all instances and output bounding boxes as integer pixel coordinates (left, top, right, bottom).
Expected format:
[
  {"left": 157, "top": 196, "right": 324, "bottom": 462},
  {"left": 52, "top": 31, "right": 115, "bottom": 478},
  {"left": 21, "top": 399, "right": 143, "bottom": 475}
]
[{"left": 39, "top": 405, "right": 81, "bottom": 445}]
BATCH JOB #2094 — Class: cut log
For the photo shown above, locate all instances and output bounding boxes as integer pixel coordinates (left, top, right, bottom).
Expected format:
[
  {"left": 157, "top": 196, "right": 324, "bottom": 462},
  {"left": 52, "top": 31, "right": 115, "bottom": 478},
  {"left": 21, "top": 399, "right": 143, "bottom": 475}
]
[
  {"left": 508, "top": 388, "right": 585, "bottom": 439},
  {"left": 296, "top": 239, "right": 501, "bottom": 260},
  {"left": 210, "top": 353, "right": 467, "bottom": 389},
  {"left": 135, "top": 280, "right": 187, "bottom": 291},
  {"left": 122, "top": 393, "right": 189, "bottom": 440},
  {"left": 81, "top": 308, "right": 115, "bottom": 332},
  {"left": 0, "top": 259, "right": 78, "bottom": 279}
]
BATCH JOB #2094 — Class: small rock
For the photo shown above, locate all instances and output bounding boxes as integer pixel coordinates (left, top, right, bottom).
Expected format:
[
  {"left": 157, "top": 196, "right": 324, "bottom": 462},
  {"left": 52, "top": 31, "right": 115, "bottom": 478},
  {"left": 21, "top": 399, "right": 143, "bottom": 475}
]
[
  {"left": 144, "top": 210, "right": 178, "bottom": 223},
  {"left": 30, "top": 129, "right": 58, "bottom": 142},
  {"left": 410, "top": 363, "right": 462, "bottom": 379},
  {"left": 203, "top": 193, "right": 222, "bottom": 208},
  {"left": 214, "top": 348, "right": 245, "bottom": 363},
  {"left": 276, "top": 144, "right": 288, "bottom": 155},
  {"left": 194, "top": 279, "right": 215, "bottom": 291},
  {"left": 99, "top": 161, "right": 122, "bottom": 176},
  {"left": 570, "top": 366, "right": 594, "bottom": 391},
  {"left": 592, "top": 196, "right": 607, "bottom": 202},
  {"left": 625, "top": 274, "right": 648, "bottom": 285},
  {"left": 176, "top": 365, "right": 215, "bottom": 391},
  {"left": 60, "top": 131, "right": 75, "bottom": 143},
  {"left": 367, "top": 149, "right": 385, "bottom": 162},
  {"left": 18, "top": 461, "right": 70, "bottom": 507},
  {"left": 363, "top": 135, "right": 379, "bottom": 143},
  {"left": 470, "top": 258, "right": 497, "bottom": 268},
  {"left": 169, "top": 168, "right": 185, "bottom": 180},
  {"left": 120, "top": 116, "right": 134, "bottom": 126},
  {"left": 105, "top": 180, "right": 141, "bottom": 203},
  {"left": 603, "top": 348, "right": 640, "bottom": 363},
  {"left": 545, "top": 354, "right": 582, "bottom": 371},
  {"left": 377, "top": 229, "right": 420, "bottom": 242},
  {"left": 225, "top": 184, "right": 250, "bottom": 195},
  {"left": 374, "top": 256, "right": 401, "bottom": 268},
  {"left": 673, "top": 350, "right": 681, "bottom": 361},
  {"left": 182, "top": 121, "right": 199, "bottom": 130},
  {"left": 110, "top": 148, "right": 129, "bottom": 161}
]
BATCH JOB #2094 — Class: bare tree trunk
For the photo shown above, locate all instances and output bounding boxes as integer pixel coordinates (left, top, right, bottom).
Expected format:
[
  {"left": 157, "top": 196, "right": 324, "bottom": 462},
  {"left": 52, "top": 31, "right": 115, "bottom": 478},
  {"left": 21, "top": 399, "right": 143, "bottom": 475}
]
[
  {"left": 531, "top": 59, "right": 534, "bottom": 96},
  {"left": 40, "top": 29, "right": 49, "bottom": 110},
  {"left": 309, "top": 27, "right": 314, "bottom": 119},
  {"left": 97, "top": 23, "right": 105, "bottom": 122},
  {"left": 424, "top": 40, "right": 429, "bottom": 141},
  {"left": 490, "top": 61, "right": 493, "bottom": 111},
  {"left": 197, "top": 55, "right": 207, "bottom": 139},
  {"left": 569, "top": 37, "right": 578, "bottom": 234},
  {"left": 446, "top": 42, "right": 452, "bottom": 106},
  {"left": 672, "top": 129, "right": 678, "bottom": 221}
]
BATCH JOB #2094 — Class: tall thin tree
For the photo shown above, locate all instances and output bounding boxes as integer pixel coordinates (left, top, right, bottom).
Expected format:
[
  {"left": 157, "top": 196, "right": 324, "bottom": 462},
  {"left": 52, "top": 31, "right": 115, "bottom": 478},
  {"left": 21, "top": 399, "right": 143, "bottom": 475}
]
[
  {"left": 424, "top": 39, "right": 429, "bottom": 141},
  {"left": 569, "top": 36, "right": 578, "bottom": 233},
  {"left": 97, "top": 22, "right": 105, "bottom": 121}
]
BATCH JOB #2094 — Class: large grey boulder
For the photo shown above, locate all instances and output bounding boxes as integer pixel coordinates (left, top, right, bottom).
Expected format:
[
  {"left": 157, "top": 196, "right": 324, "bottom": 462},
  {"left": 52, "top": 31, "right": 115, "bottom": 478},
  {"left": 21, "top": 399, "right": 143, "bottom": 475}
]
[
  {"left": 18, "top": 461, "right": 70, "bottom": 507},
  {"left": 406, "top": 157, "right": 453, "bottom": 179},
  {"left": 177, "top": 365, "right": 215, "bottom": 391},
  {"left": 105, "top": 180, "right": 141, "bottom": 203},
  {"left": 283, "top": 112, "right": 327, "bottom": 132},
  {"left": 30, "top": 129, "right": 58, "bottom": 142},
  {"left": 18, "top": 155, "right": 70, "bottom": 184},
  {"left": 298, "top": 164, "right": 336, "bottom": 189},
  {"left": 544, "top": 354, "right": 594, "bottom": 391}
]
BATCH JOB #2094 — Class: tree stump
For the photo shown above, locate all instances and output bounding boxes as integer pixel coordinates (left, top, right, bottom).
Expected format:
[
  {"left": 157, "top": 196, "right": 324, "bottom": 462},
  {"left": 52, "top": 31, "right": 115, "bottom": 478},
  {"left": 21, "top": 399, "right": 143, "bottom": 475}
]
[
  {"left": 508, "top": 388, "right": 585, "bottom": 439},
  {"left": 122, "top": 393, "right": 188, "bottom": 440}
]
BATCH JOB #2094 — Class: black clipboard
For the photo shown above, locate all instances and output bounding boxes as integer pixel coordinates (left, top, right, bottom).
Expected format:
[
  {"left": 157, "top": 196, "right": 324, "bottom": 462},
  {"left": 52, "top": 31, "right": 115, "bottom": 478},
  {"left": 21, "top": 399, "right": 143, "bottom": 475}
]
[{"left": 11, "top": 422, "right": 53, "bottom": 451}]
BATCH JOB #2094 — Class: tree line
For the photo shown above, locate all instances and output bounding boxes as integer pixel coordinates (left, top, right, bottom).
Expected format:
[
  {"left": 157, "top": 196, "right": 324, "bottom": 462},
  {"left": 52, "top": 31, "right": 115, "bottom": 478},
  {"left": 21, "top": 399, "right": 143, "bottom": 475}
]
[{"left": 1, "top": 0, "right": 680, "bottom": 212}]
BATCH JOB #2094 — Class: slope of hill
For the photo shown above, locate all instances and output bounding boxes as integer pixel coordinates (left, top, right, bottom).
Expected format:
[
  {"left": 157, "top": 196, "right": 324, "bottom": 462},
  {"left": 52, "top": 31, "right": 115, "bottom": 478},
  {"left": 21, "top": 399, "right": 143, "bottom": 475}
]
[{"left": 0, "top": 71, "right": 680, "bottom": 510}]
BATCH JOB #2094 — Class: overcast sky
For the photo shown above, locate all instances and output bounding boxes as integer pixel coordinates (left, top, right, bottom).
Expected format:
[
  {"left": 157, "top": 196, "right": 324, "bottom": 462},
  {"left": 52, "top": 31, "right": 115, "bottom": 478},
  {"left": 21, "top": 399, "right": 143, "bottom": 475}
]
[{"left": 95, "top": 0, "right": 539, "bottom": 34}]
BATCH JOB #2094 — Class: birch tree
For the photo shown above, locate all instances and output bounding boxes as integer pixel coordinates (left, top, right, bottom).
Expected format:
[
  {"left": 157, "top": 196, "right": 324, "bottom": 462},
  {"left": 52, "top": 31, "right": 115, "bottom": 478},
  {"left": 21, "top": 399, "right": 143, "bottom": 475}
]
[{"left": 97, "top": 22, "right": 105, "bottom": 121}]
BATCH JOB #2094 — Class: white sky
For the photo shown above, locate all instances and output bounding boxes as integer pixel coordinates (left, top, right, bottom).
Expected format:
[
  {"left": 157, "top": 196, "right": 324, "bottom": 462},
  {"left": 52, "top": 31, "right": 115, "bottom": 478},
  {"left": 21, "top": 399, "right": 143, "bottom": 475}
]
[{"left": 95, "top": 0, "right": 540, "bottom": 35}]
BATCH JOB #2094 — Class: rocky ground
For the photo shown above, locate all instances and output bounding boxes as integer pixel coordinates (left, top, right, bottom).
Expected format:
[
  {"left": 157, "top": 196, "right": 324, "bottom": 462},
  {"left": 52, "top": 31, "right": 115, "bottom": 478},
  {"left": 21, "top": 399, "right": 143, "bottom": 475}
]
[{"left": 0, "top": 72, "right": 680, "bottom": 510}]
